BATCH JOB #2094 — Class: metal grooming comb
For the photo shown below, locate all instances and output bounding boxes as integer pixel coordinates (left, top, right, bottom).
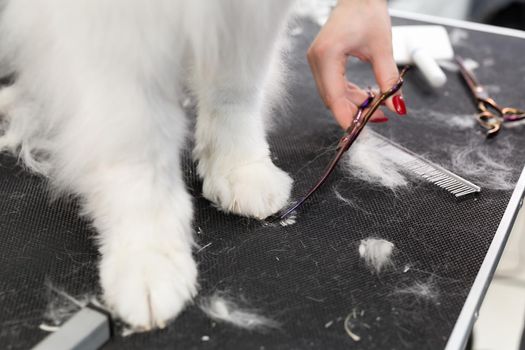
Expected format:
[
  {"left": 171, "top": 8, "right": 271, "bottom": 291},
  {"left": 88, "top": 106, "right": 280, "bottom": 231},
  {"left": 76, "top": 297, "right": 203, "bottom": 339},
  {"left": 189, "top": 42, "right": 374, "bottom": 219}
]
[{"left": 371, "top": 131, "right": 481, "bottom": 197}]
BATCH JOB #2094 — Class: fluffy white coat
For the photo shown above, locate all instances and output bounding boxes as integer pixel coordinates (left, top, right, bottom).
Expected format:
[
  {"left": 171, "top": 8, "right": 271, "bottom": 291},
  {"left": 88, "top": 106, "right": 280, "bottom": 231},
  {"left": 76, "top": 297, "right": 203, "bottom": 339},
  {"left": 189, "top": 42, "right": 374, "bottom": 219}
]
[{"left": 0, "top": 0, "right": 295, "bottom": 329}]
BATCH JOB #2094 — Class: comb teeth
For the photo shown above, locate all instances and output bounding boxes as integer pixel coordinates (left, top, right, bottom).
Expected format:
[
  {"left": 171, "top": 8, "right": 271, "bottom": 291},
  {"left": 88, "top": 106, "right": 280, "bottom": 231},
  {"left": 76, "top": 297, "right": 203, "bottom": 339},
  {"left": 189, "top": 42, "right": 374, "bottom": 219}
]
[
  {"left": 371, "top": 132, "right": 481, "bottom": 197},
  {"left": 403, "top": 158, "right": 481, "bottom": 197}
]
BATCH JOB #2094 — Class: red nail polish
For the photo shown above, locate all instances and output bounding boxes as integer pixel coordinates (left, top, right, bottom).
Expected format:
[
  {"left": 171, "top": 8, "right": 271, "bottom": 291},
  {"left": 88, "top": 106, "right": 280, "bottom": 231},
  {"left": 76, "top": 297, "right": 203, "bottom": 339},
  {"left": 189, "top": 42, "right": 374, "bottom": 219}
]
[
  {"left": 393, "top": 95, "right": 407, "bottom": 115},
  {"left": 371, "top": 117, "right": 389, "bottom": 123}
]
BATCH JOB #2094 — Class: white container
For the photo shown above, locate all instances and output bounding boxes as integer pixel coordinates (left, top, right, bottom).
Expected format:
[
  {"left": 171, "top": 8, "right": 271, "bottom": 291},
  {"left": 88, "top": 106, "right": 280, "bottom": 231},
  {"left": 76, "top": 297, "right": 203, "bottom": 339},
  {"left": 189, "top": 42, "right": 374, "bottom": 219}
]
[{"left": 392, "top": 25, "right": 454, "bottom": 88}]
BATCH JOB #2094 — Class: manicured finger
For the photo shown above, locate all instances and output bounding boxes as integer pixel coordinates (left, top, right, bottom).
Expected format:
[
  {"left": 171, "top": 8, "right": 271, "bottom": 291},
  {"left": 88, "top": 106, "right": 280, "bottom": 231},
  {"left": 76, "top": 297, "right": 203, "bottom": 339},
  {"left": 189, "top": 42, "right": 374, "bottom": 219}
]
[
  {"left": 346, "top": 82, "right": 387, "bottom": 122},
  {"left": 371, "top": 50, "right": 406, "bottom": 116}
]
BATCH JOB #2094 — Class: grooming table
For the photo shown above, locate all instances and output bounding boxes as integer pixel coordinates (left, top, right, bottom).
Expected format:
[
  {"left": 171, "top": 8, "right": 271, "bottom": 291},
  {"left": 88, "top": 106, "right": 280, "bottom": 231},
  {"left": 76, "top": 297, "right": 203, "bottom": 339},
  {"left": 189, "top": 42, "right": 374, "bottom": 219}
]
[{"left": 1, "top": 11, "right": 525, "bottom": 350}]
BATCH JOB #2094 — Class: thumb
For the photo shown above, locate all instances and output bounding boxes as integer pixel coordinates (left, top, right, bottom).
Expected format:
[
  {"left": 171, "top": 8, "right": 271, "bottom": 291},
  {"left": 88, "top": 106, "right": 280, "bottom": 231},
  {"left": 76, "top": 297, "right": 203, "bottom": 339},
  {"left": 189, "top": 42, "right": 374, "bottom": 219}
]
[{"left": 371, "top": 51, "right": 407, "bottom": 116}]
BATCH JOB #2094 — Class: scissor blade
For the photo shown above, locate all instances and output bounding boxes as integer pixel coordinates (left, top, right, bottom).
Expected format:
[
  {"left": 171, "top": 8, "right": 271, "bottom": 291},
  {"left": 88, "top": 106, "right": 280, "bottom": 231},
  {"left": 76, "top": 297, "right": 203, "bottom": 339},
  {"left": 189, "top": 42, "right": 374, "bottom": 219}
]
[
  {"left": 455, "top": 56, "right": 485, "bottom": 98},
  {"left": 268, "top": 66, "right": 409, "bottom": 222}
]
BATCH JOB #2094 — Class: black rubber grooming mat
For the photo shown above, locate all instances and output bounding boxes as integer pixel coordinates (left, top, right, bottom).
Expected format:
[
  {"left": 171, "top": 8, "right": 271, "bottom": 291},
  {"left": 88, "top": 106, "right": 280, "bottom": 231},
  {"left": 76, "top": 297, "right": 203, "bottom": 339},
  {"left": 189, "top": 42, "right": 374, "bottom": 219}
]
[{"left": 1, "top": 17, "right": 525, "bottom": 350}]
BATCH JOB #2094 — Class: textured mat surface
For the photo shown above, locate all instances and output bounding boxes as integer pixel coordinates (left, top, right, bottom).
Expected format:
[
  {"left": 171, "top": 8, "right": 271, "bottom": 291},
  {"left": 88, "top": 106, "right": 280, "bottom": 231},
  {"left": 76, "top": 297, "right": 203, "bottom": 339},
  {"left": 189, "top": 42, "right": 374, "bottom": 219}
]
[{"left": 1, "top": 17, "right": 525, "bottom": 350}]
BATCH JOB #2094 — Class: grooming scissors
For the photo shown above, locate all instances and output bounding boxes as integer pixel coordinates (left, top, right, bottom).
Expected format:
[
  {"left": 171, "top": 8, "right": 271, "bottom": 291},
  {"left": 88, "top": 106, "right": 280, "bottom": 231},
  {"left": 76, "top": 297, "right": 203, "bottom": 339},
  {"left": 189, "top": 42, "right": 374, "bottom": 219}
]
[
  {"left": 271, "top": 66, "right": 410, "bottom": 221},
  {"left": 456, "top": 55, "right": 525, "bottom": 137}
]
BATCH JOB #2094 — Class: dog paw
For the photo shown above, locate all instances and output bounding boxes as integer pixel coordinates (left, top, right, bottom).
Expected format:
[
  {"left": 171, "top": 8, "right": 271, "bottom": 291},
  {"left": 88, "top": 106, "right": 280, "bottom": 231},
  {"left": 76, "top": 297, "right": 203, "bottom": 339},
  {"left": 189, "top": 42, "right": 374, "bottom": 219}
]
[
  {"left": 202, "top": 158, "right": 293, "bottom": 219},
  {"left": 100, "top": 245, "right": 198, "bottom": 330}
]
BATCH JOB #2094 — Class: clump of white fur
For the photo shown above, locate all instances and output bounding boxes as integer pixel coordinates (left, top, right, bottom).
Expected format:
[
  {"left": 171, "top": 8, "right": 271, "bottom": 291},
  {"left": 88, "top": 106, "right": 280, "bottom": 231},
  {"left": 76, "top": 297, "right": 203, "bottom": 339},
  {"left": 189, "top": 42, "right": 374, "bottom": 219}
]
[
  {"left": 449, "top": 140, "right": 514, "bottom": 190},
  {"left": 422, "top": 109, "right": 476, "bottom": 130},
  {"left": 199, "top": 293, "right": 279, "bottom": 331},
  {"left": 40, "top": 283, "right": 99, "bottom": 332},
  {"left": 391, "top": 279, "right": 439, "bottom": 302},
  {"left": 344, "top": 129, "right": 515, "bottom": 192},
  {"left": 441, "top": 115, "right": 476, "bottom": 129},
  {"left": 358, "top": 238, "right": 395, "bottom": 273},
  {"left": 345, "top": 130, "right": 409, "bottom": 189}
]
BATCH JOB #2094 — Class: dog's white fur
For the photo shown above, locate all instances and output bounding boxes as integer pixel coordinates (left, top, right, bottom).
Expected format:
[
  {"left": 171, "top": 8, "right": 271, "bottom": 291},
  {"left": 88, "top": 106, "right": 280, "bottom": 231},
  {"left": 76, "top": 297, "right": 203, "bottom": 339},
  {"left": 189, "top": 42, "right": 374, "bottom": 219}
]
[{"left": 0, "top": 0, "right": 295, "bottom": 329}]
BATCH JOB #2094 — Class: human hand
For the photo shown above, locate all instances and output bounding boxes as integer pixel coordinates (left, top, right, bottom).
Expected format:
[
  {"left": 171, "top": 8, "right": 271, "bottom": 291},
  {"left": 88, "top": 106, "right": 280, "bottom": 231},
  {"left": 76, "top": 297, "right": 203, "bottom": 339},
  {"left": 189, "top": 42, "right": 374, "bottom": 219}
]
[{"left": 307, "top": 0, "right": 406, "bottom": 130}]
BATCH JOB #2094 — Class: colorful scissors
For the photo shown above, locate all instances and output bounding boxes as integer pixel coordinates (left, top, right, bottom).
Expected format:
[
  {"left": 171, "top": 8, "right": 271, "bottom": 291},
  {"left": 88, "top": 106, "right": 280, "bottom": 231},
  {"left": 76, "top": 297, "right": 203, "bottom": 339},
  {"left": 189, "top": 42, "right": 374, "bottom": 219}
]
[
  {"left": 456, "top": 55, "right": 525, "bottom": 137},
  {"left": 270, "top": 66, "right": 410, "bottom": 221}
]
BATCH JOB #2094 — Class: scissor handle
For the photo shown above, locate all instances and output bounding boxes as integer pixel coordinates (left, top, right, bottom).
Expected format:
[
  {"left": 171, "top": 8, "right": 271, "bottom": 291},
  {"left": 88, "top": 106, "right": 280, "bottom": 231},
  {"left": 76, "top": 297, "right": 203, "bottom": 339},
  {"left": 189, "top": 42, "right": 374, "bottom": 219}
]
[
  {"left": 476, "top": 110, "right": 502, "bottom": 137},
  {"left": 477, "top": 91, "right": 525, "bottom": 122},
  {"left": 477, "top": 97, "right": 502, "bottom": 113},
  {"left": 502, "top": 107, "right": 525, "bottom": 122}
]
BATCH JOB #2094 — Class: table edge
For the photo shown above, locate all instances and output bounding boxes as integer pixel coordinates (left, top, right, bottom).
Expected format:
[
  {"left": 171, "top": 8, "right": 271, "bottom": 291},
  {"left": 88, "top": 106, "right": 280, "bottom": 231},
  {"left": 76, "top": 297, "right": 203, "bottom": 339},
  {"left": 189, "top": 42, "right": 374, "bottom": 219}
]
[
  {"left": 389, "top": 9, "right": 525, "bottom": 39},
  {"left": 445, "top": 168, "right": 525, "bottom": 350}
]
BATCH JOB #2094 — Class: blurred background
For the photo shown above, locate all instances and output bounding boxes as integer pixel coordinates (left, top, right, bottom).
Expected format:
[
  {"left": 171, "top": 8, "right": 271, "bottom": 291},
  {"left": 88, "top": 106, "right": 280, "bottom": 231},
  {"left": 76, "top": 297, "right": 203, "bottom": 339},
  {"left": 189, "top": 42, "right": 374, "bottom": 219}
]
[
  {"left": 389, "top": 0, "right": 525, "bottom": 30},
  {"left": 301, "top": 0, "right": 525, "bottom": 30},
  {"left": 388, "top": 1, "right": 525, "bottom": 349}
]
